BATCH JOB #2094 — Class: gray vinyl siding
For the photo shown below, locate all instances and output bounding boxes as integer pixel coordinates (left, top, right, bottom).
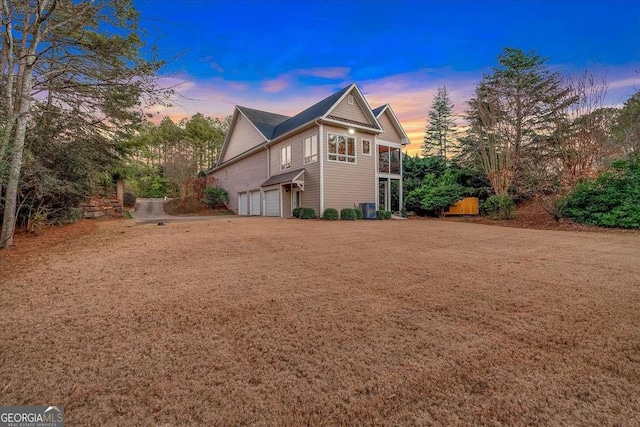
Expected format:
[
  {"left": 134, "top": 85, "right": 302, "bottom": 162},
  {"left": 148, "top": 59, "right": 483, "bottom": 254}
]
[
  {"left": 377, "top": 110, "right": 402, "bottom": 144},
  {"left": 282, "top": 188, "right": 292, "bottom": 218},
  {"left": 329, "top": 93, "right": 372, "bottom": 124},
  {"left": 322, "top": 124, "right": 376, "bottom": 211},
  {"left": 209, "top": 150, "right": 268, "bottom": 213},
  {"left": 221, "top": 114, "right": 266, "bottom": 162},
  {"left": 269, "top": 126, "right": 321, "bottom": 215}
]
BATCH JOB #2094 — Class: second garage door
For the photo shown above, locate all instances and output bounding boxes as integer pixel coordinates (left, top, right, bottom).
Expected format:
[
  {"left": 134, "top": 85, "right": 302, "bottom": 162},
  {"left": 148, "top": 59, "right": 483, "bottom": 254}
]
[
  {"left": 250, "top": 191, "right": 261, "bottom": 216},
  {"left": 264, "top": 189, "right": 280, "bottom": 217},
  {"left": 238, "top": 192, "right": 248, "bottom": 215}
]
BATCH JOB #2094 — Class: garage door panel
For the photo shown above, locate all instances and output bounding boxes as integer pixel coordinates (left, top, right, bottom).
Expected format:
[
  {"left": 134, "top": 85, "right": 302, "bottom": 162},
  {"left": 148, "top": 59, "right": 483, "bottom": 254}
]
[
  {"left": 250, "top": 191, "right": 261, "bottom": 216},
  {"left": 238, "top": 193, "right": 248, "bottom": 215},
  {"left": 264, "top": 189, "right": 280, "bottom": 217}
]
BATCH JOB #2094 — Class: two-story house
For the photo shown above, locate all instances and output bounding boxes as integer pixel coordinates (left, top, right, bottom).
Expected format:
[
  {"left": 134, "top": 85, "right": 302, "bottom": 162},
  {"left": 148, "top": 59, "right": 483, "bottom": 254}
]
[{"left": 207, "top": 83, "right": 409, "bottom": 217}]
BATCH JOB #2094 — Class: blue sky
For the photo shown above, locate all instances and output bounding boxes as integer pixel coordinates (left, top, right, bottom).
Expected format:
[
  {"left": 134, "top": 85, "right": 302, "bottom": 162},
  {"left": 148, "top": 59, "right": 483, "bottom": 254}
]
[{"left": 133, "top": 0, "right": 640, "bottom": 154}]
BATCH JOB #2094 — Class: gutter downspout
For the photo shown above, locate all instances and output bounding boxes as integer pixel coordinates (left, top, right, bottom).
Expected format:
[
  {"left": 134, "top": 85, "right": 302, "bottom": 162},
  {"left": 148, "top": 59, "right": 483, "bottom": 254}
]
[
  {"left": 264, "top": 145, "right": 270, "bottom": 217},
  {"left": 265, "top": 145, "right": 271, "bottom": 178},
  {"left": 316, "top": 119, "right": 324, "bottom": 217}
]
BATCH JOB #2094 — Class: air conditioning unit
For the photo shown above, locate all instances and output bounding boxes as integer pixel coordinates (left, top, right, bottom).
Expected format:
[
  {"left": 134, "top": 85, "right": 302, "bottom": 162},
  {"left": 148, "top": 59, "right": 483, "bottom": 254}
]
[{"left": 359, "top": 202, "right": 376, "bottom": 220}]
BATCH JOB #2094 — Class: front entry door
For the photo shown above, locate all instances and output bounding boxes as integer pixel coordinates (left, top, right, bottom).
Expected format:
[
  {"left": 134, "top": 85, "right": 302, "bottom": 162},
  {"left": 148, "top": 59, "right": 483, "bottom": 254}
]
[{"left": 292, "top": 188, "right": 301, "bottom": 213}]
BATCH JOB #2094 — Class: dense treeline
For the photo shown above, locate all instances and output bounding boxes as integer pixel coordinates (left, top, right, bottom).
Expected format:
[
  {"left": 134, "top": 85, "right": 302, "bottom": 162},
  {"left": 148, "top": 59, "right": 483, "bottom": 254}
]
[
  {"left": 0, "top": 1, "right": 233, "bottom": 247},
  {"left": 415, "top": 48, "right": 640, "bottom": 227},
  {"left": 125, "top": 114, "right": 230, "bottom": 198}
]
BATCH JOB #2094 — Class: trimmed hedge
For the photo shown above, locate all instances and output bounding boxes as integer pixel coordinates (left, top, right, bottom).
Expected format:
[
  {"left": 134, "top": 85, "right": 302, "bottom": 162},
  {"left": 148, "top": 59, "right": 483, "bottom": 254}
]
[
  {"left": 323, "top": 208, "right": 339, "bottom": 220},
  {"left": 354, "top": 208, "right": 363, "bottom": 219},
  {"left": 340, "top": 208, "right": 357, "bottom": 220},
  {"left": 292, "top": 207, "right": 302, "bottom": 218},
  {"left": 298, "top": 207, "right": 316, "bottom": 219}
]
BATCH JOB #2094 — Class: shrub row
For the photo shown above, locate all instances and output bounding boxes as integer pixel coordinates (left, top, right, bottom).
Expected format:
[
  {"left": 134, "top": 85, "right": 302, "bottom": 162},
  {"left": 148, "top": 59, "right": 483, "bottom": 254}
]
[
  {"left": 340, "top": 208, "right": 357, "bottom": 220},
  {"left": 320, "top": 207, "right": 366, "bottom": 220},
  {"left": 323, "top": 208, "right": 339, "bottom": 220},
  {"left": 293, "top": 207, "right": 316, "bottom": 219}
]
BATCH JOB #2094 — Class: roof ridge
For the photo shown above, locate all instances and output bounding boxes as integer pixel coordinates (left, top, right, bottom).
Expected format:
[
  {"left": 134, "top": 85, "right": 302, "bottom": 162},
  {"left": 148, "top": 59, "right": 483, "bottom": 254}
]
[
  {"left": 237, "top": 105, "right": 290, "bottom": 119},
  {"left": 270, "top": 84, "right": 353, "bottom": 139}
]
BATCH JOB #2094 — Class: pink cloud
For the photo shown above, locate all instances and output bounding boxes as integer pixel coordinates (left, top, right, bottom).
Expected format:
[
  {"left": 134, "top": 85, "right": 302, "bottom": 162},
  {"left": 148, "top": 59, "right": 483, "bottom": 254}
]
[
  {"left": 297, "top": 67, "right": 351, "bottom": 79},
  {"left": 359, "top": 70, "right": 479, "bottom": 155},
  {"left": 147, "top": 64, "right": 638, "bottom": 157},
  {"left": 261, "top": 76, "right": 291, "bottom": 93}
]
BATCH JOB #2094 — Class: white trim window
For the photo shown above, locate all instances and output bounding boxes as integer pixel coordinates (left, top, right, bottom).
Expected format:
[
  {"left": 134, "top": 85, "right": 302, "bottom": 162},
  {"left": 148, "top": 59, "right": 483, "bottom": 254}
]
[
  {"left": 328, "top": 133, "right": 356, "bottom": 163},
  {"left": 281, "top": 145, "right": 291, "bottom": 170},
  {"left": 347, "top": 94, "right": 354, "bottom": 105},
  {"left": 362, "top": 139, "right": 371, "bottom": 155},
  {"left": 304, "top": 135, "right": 318, "bottom": 164}
]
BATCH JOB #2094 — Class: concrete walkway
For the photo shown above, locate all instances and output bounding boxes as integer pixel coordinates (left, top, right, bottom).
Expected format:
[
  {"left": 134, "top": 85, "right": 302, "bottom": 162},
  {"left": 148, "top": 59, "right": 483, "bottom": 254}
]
[{"left": 131, "top": 198, "right": 238, "bottom": 224}]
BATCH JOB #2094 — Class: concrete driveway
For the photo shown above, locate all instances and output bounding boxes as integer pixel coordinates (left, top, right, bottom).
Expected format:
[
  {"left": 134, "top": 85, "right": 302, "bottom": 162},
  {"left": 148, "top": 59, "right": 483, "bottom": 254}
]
[{"left": 132, "top": 198, "right": 238, "bottom": 224}]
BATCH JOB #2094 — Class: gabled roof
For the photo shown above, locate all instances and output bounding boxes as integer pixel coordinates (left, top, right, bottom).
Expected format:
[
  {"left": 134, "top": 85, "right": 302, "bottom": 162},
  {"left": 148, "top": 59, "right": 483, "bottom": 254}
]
[
  {"left": 372, "top": 104, "right": 410, "bottom": 145},
  {"left": 212, "top": 83, "right": 403, "bottom": 172},
  {"left": 270, "top": 85, "right": 352, "bottom": 139},
  {"left": 321, "top": 84, "right": 382, "bottom": 132},
  {"left": 372, "top": 105, "right": 386, "bottom": 117},
  {"left": 237, "top": 106, "right": 290, "bottom": 140}
]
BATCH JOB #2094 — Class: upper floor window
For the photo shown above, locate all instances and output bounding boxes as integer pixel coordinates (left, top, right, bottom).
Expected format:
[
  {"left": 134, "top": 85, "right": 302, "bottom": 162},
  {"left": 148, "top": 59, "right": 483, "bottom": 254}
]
[
  {"left": 281, "top": 145, "right": 291, "bottom": 170},
  {"left": 304, "top": 135, "right": 318, "bottom": 164},
  {"left": 378, "top": 145, "right": 401, "bottom": 174},
  {"left": 328, "top": 133, "right": 356, "bottom": 163},
  {"left": 362, "top": 139, "right": 371, "bottom": 155}
]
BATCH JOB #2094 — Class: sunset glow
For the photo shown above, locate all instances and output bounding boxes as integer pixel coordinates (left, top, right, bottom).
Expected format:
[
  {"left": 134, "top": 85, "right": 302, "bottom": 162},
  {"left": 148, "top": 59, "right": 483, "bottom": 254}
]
[{"left": 134, "top": 0, "right": 639, "bottom": 157}]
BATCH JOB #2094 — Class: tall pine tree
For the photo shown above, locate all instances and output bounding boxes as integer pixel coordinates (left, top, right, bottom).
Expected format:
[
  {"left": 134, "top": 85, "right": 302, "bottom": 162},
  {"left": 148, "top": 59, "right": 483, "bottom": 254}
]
[
  {"left": 423, "top": 87, "right": 457, "bottom": 158},
  {"left": 457, "top": 47, "right": 576, "bottom": 196}
]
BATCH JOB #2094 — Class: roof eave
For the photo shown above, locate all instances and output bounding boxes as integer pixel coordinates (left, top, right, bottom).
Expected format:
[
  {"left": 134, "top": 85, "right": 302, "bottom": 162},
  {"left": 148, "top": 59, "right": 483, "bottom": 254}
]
[
  {"left": 207, "top": 142, "right": 268, "bottom": 174},
  {"left": 322, "top": 83, "right": 383, "bottom": 131},
  {"left": 321, "top": 118, "right": 383, "bottom": 134},
  {"left": 382, "top": 104, "right": 411, "bottom": 144},
  {"left": 265, "top": 120, "right": 320, "bottom": 147}
]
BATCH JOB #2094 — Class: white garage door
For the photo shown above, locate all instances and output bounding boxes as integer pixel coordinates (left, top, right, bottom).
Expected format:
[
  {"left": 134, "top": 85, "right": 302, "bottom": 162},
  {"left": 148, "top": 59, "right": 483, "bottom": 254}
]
[
  {"left": 238, "top": 192, "right": 248, "bottom": 215},
  {"left": 250, "top": 191, "right": 261, "bottom": 216},
  {"left": 264, "top": 189, "right": 280, "bottom": 217}
]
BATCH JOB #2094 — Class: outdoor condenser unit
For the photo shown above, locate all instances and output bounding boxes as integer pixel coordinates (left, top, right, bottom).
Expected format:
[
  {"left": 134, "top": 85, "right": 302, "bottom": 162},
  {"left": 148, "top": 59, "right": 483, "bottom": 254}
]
[{"left": 360, "top": 202, "right": 376, "bottom": 219}]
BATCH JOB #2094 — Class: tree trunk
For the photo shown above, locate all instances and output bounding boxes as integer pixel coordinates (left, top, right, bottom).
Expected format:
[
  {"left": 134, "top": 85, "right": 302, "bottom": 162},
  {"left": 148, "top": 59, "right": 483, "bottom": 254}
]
[
  {"left": 116, "top": 178, "right": 124, "bottom": 206},
  {"left": 0, "top": 64, "right": 33, "bottom": 249}
]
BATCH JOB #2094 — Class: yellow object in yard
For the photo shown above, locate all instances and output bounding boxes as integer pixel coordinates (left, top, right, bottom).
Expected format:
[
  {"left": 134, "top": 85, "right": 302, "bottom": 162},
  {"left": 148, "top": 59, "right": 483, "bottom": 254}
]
[{"left": 446, "top": 197, "right": 479, "bottom": 215}]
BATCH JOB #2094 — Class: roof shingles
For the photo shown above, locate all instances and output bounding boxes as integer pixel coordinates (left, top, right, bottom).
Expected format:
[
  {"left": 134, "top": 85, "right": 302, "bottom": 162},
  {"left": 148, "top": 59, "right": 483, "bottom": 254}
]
[
  {"left": 261, "top": 168, "right": 305, "bottom": 187},
  {"left": 236, "top": 106, "right": 290, "bottom": 140},
  {"left": 214, "top": 84, "right": 385, "bottom": 172}
]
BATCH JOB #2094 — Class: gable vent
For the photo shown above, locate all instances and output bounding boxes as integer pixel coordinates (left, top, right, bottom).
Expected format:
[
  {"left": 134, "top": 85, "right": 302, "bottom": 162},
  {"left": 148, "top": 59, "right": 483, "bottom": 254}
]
[{"left": 347, "top": 95, "right": 354, "bottom": 105}]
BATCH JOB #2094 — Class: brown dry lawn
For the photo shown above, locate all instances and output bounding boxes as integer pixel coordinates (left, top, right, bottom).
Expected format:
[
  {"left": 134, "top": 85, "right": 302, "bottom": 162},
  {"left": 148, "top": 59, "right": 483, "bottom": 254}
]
[{"left": 1, "top": 218, "right": 639, "bottom": 426}]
